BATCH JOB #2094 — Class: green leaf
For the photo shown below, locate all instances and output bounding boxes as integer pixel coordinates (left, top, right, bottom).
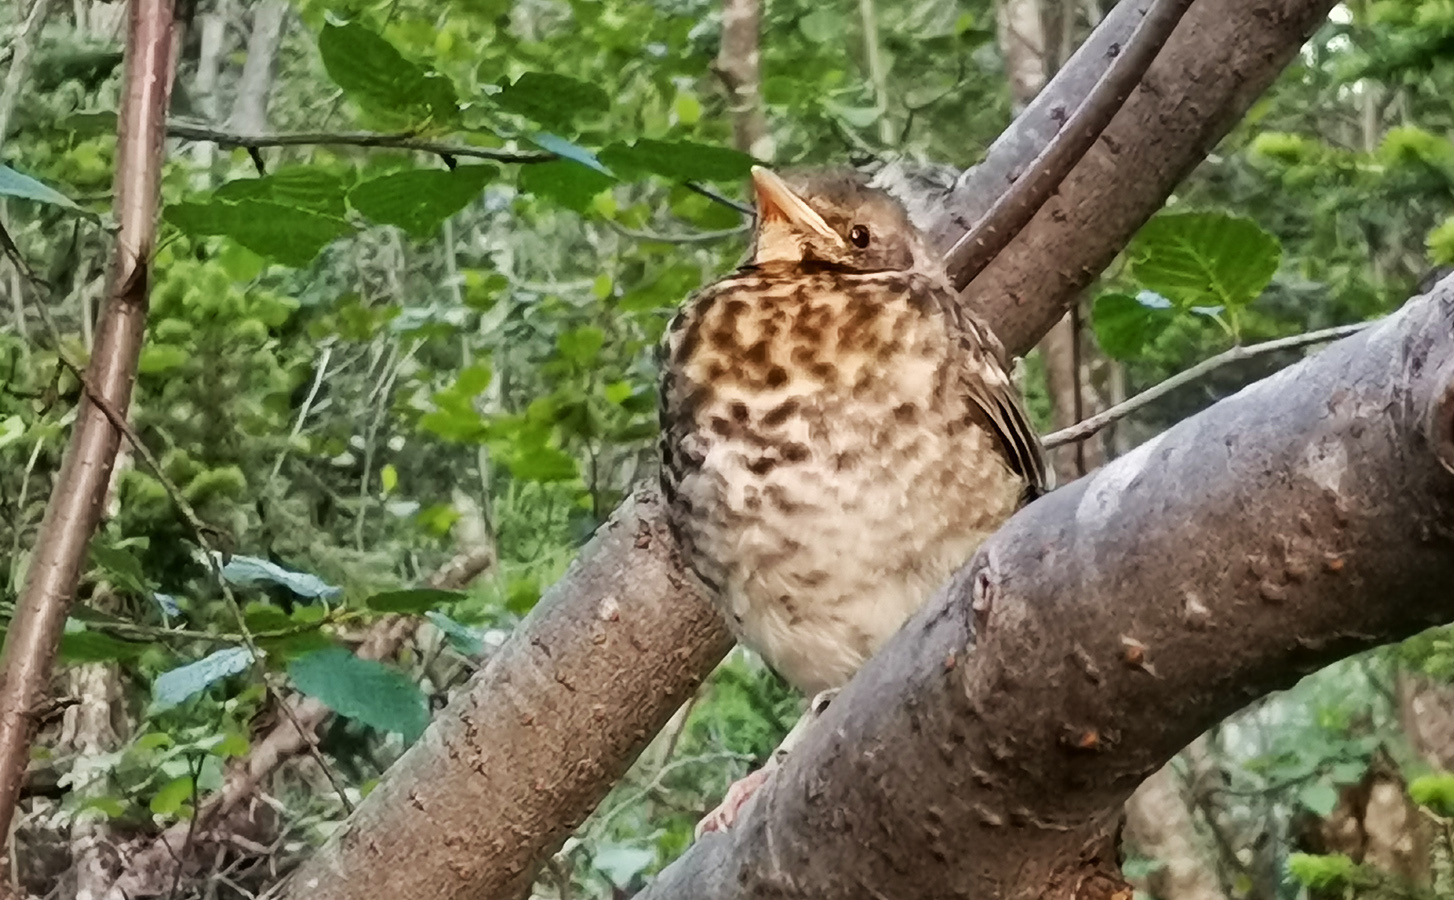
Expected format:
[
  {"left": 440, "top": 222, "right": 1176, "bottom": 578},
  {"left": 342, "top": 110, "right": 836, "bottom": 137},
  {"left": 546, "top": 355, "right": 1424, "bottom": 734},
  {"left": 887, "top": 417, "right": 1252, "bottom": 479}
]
[
  {"left": 58, "top": 630, "right": 150, "bottom": 663},
  {"left": 138, "top": 344, "right": 189, "bottom": 374},
  {"left": 1410, "top": 773, "right": 1454, "bottom": 815},
  {"left": 380, "top": 463, "right": 398, "bottom": 495},
  {"left": 425, "top": 611, "right": 486, "bottom": 656},
  {"left": 1298, "top": 780, "right": 1340, "bottom": 817},
  {"left": 494, "top": 72, "right": 610, "bottom": 130},
  {"left": 365, "top": 588, "right": 466, "bottom": 614},
  {"left": 80, "top": 796, "right": 127, "bottom": 818},
  {"left": 152, "top": 647, "right": 254, "bottom": 711},
  {"left": 1428, "top": 216, "right": 1454, "bottom": 266},
  {"left": 288, "top": 648, "right": 429, "bottom": 743},
  {"left": 519, "top": 160, "right": 615, "bottom": 213},
  {"left": 88, "top": 543, "right": 150, "bottom": 595},
  {"left": 149, "top": 775, "right": 194, "bottom": 817},
  {"left": 166, "top": 199, "right": 353, "bottom": 267},
  {"left": 211, "top": 166, "right": 353, "bottom": 217},
  {"left": 598, "top": 139, "right": 756, "bottom": 183},
  {"left": 507, "top": 444, "right": 578, "bottom": 482},
  {"left": 1090, "top": 292, "right": 1173, "bottom": 360},
  {"left": 1287, "top": 853, "right": 1359, "bottom": 889},
  {"left": 0, "top": 164, "right": 80, "bottom": 209},
  {"left": 1129, "top": 212, "right": 1281, "bottom": 311},
  {"left": 349, "top": 165, "right": 496, "bottom": 238},
  {"left": 0, "top": 415, "right": 25, "bottom": 451},
  {"left": 557, "top": 326, "right": 604, "bottom": 366},
  {"left": 798, "top": 9, "right": 841, "bottom": 42},
  {"left": 317, "top": 21, "right": 459, "bottom": 125}
]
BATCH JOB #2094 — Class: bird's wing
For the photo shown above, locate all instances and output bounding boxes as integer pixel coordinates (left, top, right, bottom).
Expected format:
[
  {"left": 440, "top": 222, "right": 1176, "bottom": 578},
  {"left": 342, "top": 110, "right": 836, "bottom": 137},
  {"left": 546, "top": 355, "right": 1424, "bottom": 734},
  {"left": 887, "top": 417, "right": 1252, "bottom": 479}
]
[{"left": 929, "top": 280, "right": 1051, "bottom": 497}]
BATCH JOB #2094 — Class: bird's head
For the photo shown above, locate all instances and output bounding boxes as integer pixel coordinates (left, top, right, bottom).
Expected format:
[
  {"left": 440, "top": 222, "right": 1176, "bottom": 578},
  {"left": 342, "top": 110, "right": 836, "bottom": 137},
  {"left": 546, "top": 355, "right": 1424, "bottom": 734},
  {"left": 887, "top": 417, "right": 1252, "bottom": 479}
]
[{"left": 748, "top": 166, "right": 938, "bottom": 275}]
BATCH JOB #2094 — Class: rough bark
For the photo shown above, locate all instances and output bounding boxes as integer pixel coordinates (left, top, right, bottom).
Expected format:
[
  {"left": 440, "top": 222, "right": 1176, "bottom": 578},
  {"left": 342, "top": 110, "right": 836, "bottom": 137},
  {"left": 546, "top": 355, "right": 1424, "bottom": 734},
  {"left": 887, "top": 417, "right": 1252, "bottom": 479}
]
[
  {"left": 277, "top": 492, "right": 733, "bottom": 900},
  {"left": 271, "top": 1, "right": 1340, "bottom": 897},
  {"left": 0, "top": 0, "right": 177, "bottom": 867},
  {"left": 228, "top": 0, "right": 287, "bottom": 135},
  {"left": 638, "top": 281, "right": 1454, "bottom": 899}
]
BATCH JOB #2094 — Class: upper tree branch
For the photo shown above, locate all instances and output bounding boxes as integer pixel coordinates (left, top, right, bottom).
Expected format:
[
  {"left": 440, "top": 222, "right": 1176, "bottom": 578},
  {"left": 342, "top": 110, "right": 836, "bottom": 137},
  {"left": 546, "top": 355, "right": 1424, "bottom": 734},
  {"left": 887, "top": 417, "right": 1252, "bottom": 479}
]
[
  {"left": 639, "top": 281, "right": 1454, "bottom": 900},
  {"left": 164, "top": 121, "right": 554, "bottom": 163}
]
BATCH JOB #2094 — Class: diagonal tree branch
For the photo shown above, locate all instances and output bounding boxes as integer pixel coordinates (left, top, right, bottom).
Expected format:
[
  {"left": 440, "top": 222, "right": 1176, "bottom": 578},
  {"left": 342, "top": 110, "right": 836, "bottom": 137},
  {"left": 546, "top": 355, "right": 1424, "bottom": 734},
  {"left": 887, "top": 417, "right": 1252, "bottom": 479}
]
[
  {"left": 638, "top": 280, "right": 1454, "bottom": 899},
  {"left": 275, "top": 1, "right": 1342, "bottom": 897}
]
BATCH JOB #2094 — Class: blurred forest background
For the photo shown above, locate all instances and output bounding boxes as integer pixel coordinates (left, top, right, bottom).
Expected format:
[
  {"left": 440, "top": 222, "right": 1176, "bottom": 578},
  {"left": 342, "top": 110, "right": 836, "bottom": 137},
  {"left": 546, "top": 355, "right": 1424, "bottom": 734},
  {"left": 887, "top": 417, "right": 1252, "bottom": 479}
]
[{"left": 1, "top": 0, "right": 1454, "bottom": 896}]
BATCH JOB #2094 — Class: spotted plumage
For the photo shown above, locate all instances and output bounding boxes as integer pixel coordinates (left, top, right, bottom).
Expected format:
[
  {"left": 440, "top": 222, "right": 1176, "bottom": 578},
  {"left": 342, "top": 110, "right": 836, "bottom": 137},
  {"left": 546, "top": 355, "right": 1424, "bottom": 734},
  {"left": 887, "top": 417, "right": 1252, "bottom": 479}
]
[{"left": 658, "top": 167, "right": 1048, "bottom": 830}]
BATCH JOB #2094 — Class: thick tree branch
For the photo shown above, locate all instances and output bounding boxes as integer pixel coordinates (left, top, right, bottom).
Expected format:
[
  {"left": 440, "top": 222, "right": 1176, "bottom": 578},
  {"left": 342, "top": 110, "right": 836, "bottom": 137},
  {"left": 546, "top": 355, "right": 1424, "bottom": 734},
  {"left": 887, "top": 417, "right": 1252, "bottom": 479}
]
[
  {"left": 274, "top": 0, "right": 1340, "bottom": 896},
  {"left": 640, "top": 282, "right": 1454, "bottom": 899}
]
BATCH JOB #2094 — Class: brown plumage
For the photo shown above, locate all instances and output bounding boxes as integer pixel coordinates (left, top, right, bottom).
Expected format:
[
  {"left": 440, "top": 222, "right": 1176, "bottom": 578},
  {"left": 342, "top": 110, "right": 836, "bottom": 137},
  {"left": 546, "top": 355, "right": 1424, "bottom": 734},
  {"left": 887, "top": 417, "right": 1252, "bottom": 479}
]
[{"left": 658, "top": 166, "right": 1048, "bottom": 831}]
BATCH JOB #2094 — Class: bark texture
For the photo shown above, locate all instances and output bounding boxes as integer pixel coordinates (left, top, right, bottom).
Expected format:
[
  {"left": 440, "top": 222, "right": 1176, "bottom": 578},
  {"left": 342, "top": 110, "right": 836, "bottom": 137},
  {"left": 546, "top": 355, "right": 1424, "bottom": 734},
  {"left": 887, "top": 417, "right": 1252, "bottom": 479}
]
[
  {"left": 714, "top": 0, "right": 771, "bottom": 159},
  {"left": 637, "top": 281, "right": 1454, "bottom": 899},
  {"left": 278, "top": 493, "right": 733, "bottom": 900}
]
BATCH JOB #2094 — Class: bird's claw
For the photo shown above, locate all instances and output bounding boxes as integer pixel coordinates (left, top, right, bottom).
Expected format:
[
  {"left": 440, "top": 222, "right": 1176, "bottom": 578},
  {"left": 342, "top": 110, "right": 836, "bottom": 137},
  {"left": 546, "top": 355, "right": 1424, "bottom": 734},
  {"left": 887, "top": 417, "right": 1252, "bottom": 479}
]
[{"left": 694, "top": 767, "right": 771, "bottom": 839}]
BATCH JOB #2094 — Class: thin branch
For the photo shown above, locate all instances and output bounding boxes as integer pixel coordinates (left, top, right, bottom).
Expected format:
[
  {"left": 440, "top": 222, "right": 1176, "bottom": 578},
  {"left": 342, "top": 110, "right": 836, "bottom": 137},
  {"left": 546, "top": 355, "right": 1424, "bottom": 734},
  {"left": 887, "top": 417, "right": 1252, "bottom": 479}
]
[
  {"left": 605, "top": 220, "right": 750, "bottom": 244},
  {"left": 945, "top": 0, "right": 1197, "bottom": 291},
  {"left": 685, "top": 181, "right": 755, "bottom": 217},
  {"left": 165, "top": 121, "right": 553, "bottom": 163},
  {"left": 1043, "top": 322, "right": 1373, "bottom": 449}
]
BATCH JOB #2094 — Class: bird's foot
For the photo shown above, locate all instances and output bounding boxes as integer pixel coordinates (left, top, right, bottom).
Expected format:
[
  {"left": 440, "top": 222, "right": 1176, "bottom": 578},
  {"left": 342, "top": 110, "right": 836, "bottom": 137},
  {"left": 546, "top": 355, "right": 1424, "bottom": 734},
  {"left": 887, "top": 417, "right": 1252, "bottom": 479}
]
[{"left": 695, "top": 767, "right": 772, "bottom": 839}]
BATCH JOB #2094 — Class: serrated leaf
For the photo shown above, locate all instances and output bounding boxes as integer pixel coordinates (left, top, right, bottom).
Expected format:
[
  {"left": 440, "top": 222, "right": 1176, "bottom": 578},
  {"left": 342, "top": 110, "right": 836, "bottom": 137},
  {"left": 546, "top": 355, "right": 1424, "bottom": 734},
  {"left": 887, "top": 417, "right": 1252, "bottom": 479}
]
[
  {"left": 152, "top": 647, "right": 254, "bottom": 711},
  {"left": 0, "top": 164, "right": 80, "bottom": 209},
  {"left": 494, "top": 72, "right": 609, "bottom": 130},
  {"left": 598, "top": 139, "right": 756, "bottom": 183},
  {"left": 1130, "top": 212, "right": 1281, "bottom": 311},
  {"left": 318, "top": 21, "right": 458, "bottom": 125},
  {"left": 1091, "top": 292, "right": 1173, "bottom": 360},
  {"left": 166, "top": 199, "right": 352, "bottom": 267},
  {"left": 349, "top": 165, "right": 496, "bottom": 238},
  {"left": 519, "top": 159, "right": 615, "bottom": 213},
  {"left": 211, "top": 167, "right": 353, "bottom": 216},
  {"left": 288, "top": 648, "right": 429, "bottom": 742},
  {"left": 365, "top": 588, "right": 465, "bottom": 614},
  {"left": 1298, "top": 781, "right": 1340, "bottom": 817},
  {"left": 221, "top": 555, "right": 341, "bottom": 600}
]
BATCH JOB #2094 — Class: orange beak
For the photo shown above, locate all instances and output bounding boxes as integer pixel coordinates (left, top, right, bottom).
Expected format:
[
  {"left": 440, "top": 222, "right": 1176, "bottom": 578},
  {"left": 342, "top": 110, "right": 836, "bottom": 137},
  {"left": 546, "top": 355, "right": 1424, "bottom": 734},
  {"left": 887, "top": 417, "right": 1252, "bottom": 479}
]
[{"left": 750, "top": 166, "right": 841, "bottom": 245}]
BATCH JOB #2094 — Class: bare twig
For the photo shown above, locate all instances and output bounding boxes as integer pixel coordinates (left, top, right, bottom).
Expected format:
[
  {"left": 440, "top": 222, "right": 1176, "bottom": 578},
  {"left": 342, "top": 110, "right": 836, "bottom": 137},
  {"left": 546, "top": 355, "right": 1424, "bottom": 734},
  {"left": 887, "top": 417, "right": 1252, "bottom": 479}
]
[
  {"left": 606, "top": 221, "right": 750, "bottom": 244},
  {"left": 1043, "top": 322, "right": 1373, "bottom": 449},
  {"left": 165, "top": 121, "right": 553, "bottom": 163},
  {"left": 268, "top": 342, "right": 334, "bottom": 487},
  {"left": 944, "top": 0, "right": 1197, "bottom": 291},
  {"left": 685, "top": 181, "right": 755, "bottom": 217}
]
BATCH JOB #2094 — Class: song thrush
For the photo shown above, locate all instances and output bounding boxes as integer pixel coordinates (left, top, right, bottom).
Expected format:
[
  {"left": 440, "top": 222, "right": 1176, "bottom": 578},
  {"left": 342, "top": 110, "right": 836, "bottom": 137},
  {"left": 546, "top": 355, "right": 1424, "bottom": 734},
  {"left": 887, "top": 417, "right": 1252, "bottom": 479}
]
[{"left": 659, "top": 166, "right": 1048, "bottom": 834}]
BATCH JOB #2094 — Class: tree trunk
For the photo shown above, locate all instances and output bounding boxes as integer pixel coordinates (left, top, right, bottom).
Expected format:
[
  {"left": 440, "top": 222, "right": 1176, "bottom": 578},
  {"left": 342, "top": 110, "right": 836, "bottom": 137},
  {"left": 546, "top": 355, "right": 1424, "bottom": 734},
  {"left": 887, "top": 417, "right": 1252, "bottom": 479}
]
[
  {"left": 714, "top": 0, "right": 772, "bottom": 159},
  {"left": 228, "top": 0, "right": 288, "bottom": 135},
  {"left": 1124, "top": 761, "right": 1228, "bottom": 900}
]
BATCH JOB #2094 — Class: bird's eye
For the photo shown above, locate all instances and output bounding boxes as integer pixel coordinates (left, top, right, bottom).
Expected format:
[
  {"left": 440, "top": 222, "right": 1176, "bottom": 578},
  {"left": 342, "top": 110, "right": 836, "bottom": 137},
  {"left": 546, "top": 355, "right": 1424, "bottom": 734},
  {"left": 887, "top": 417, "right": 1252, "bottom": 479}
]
[{"left": 849, "top": 224, "right": 871, "bottom": 248}]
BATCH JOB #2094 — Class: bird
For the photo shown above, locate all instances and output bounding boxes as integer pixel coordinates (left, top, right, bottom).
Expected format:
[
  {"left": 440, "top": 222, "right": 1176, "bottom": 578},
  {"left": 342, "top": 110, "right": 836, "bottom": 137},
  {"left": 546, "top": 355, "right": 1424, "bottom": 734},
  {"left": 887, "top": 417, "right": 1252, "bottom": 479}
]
[{"left": 658, "top": 165, "right": 1049, "bottom": 835}]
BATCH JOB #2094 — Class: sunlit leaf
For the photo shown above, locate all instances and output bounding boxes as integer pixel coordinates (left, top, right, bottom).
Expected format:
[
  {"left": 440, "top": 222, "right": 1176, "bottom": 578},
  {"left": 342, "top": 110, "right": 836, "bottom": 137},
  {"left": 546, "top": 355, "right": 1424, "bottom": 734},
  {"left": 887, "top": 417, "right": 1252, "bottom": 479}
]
[
  {"left": 1090, "top": 292, "right": 1173, "bottom": 360},
  {"left": 519, "top": 160, "right": 615, "bottom": 212},
  {"left": 149, "top": 775, "right": 194, "bottom": 816},
  {"left": 1129, "top": 212, "right": 1281, "bottom": 311},
  {"left": 598, "top": 139, "right": 756, "bottom": 183},
  {"left": 220, "top": 555, "right": 342, "bottom": 600},
  {"left": 152, "top": 647, "right": 254, "bottom": 711},
  {"left": 0, "top": 164, "right": 79, "bottom": 209}
]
